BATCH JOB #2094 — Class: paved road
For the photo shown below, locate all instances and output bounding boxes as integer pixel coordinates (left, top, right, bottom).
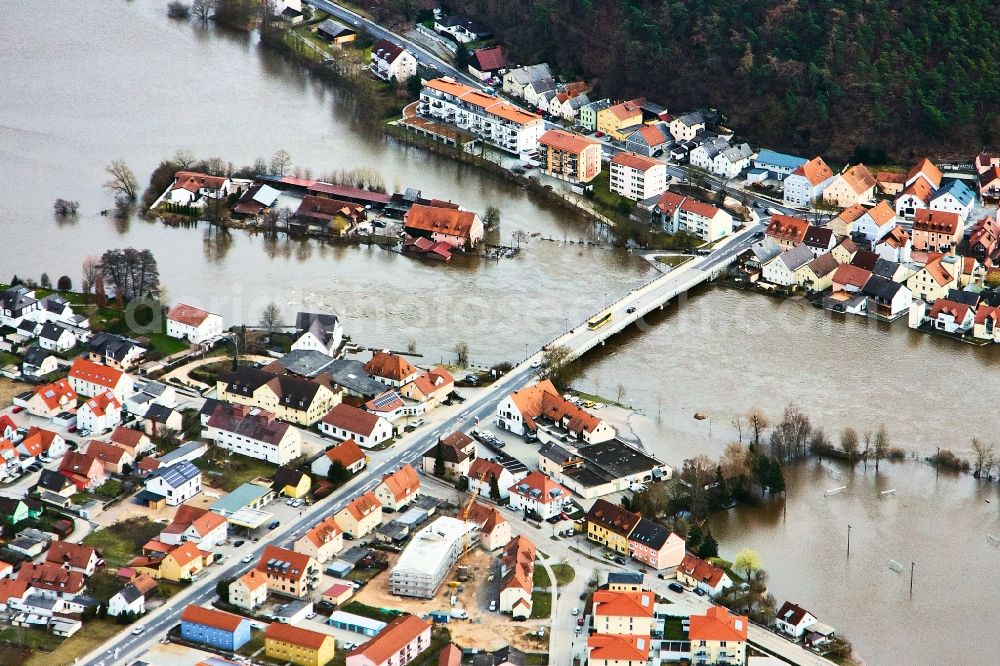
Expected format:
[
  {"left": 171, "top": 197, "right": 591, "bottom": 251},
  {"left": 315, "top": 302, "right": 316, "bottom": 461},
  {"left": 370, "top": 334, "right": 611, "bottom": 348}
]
[{"left": 304, "top": 0, "right": 480, "bottom": 87}]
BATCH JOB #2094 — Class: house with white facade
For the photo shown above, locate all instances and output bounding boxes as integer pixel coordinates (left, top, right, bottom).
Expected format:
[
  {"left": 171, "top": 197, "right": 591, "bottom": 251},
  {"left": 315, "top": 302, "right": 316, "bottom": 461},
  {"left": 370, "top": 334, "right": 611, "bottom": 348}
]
[
  {"left": 419, "top": 77, "right": 544, "bottom": 154},
  {"left": 291, "top": 312, "right": 342, "bottom": 357},
  {"left": 761, "top": 244, "right": 814, "bottom": 287},
  {"left": 875, "top": 226, "right": 912, "bottom": 264},
  {"left": 158, "top": 504, "right": 228, "bottom": 550},
  {"left": 37, "top": 323, "right": 76, "bottom": 353},
  {"left": 0, "top": 286, "right": 41, "bottom": 329},
  {"left": 76, "top": 391, "right": 122, "bottom": 434},
  {"left": 108, "top": 583, "right": 146, "bottom": 617},
  {"left": 669, "top": 112, "right": 705, "bottom": 142},
  {"left": 783, "top": 156, "right": 836, "bottom": 207},
  {"left": 507, "top": 471, "right": 569, "bottom": 521},
  {"left": 853, "top": 201, "right": 897, "bottom": 243},
  {"left": 369, "top": 39, "right": 417, "bottom": 82},
  {"left": 753, "top": 149, "right": 808, "bottom": 181},
  {"left": 655, "top": 191, "right": 734, "bottom": 242},
  {"left": 712, "top": 143, "right": 754, "bottom": 179},
  {"left": 320, "top": 404, "right": 393, "bottom": 448},
  {"left": 67, "top": 357, "right": 133, "bottom": 401},
  {"left": 775, "top": 602, "right": 818, "bottom": 638},
  {"left": 166, "top": 304, "right": 223, "bottom": 344},
  {"left": 502, "top": 64, "right": 554, "bottom": 101},
  {"left": 142, "top": 461, "right": 202, "bottom": 507},
  {"left": 168, "top": 171, "right": 232, "bottom": 206},
  {"left": 610, "top": 152, "right": 667, "bottom": 201},
  {"left": 205, "top": 403, "right": 303, "bottom": 465},
  {"left": 929, "top": 179, "right": 976, "bottom": 223},
  {"left": 466, "top": 458, "right": 517, "bottom": 500},
  {"left": 433, "top": 15, "right": 491, "bottom": 43},
  {"left": 496, "top": 380, "right": 615, "bottom": 444}
]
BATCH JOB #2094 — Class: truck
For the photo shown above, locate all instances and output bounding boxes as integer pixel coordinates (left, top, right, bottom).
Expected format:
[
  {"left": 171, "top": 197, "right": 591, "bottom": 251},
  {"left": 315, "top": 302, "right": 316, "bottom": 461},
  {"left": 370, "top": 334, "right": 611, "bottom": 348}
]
[{"left": 450, "top": 608, "right": 469, "bottom": 620}]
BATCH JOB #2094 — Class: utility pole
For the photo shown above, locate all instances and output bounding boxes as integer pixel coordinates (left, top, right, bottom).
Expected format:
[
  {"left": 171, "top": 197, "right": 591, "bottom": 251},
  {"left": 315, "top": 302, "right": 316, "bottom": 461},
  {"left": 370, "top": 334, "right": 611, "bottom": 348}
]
[
  {"left": 910, "top": 561, "right": 915, "bottom": 597},
  {"left": 847, "top": 524, "right": 852, "bottom": 558}
]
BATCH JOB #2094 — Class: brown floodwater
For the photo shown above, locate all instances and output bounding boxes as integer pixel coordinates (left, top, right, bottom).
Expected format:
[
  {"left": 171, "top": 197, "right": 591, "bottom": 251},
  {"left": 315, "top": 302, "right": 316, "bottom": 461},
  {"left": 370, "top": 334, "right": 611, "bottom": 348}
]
[{"left": 3, "top": 3, "right": 999, "bottom": 664}]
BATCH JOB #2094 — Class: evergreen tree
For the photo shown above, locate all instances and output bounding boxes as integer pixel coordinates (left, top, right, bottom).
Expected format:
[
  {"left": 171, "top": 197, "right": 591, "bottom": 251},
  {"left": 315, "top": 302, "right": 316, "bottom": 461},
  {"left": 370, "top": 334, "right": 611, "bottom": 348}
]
[
  {"left": 698, "top": 529, "right": 720, "bottom": 559},
  {"left": 327, "top": 461, "right": 352, "bottom": 488},
  {"left": 434, "top": 442, "right": 446, "bottom": 477},
  {"left": 489, "top": 473, "right": 501, "bottom": 501}
]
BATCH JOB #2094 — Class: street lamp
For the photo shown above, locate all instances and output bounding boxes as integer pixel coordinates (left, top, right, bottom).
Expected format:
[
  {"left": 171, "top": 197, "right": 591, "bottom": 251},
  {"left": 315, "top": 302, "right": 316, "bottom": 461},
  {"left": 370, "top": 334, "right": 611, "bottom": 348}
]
[{"left": 847, "top": 524, "right": 852, "bottom": 558}]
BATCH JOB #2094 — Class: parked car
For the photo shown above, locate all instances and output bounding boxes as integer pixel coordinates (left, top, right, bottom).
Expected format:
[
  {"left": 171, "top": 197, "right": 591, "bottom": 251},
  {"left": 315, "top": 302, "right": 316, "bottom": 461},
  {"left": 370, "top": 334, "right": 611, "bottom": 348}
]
[
  {"left": 242, "top": 555, "right": 254, "bottom": 564},
  {"left": 489, "top": 600, "right": 497, "bottom": 611},
  {"left": 571, "top": 607, "right": 579, "bottom": 616},
  {"left": 626, "top": 307, "right": 636, "bottom": 314},
  {"left": 693, "top": 587, "right": 707, "bottom": 597},
  {"left": 577, "top": 617, "right": 585, "bottom": 626},
  {"left": 233, "top": 540, "right": 245, "bottom": 547},
  {"left": 268, "top": 521, "right": 280, "bottom": 529},
  {"left": 668, "top": 582, "right": 684, "bottom": 593}
]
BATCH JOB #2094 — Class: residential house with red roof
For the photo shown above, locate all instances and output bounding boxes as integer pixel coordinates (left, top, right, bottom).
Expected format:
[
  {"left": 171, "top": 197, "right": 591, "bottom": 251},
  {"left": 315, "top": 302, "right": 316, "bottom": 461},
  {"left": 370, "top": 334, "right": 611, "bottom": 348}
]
[
  {"left": 688, "top": 606, "right": 748, "bottom": 665},
  {"left": 67, "top": 357, "right": 132, "bottom": 401},
  {"left": 904, "top": 157, "right": 943, "bottom": 191},
  {"left": 25, "top": 378, "right": 77, "bottom": 418},
  {"left": 346, "top": 614, "right": 432, "bottom": 666},
  {"left": 294, "top": 516, "right": 344, "bottom": 564},
  {"left": 399, "top": 366, "right": 454, "bottom": 409},
  {"left": 403, "top": 204, "right": 484, "bottom": 249},
  {"left": 496, "top": 379, "right": 615, "bottom": 445},
  {"left": 320, "top": 403, "right": 393, "bottom": 448},
  {"left": 592, "top": 589, "right": 656, "bottom": 635},
  {"left": 875, "top": 225, "right": 912, "bottom": 264},
  {"left": 157, "top": 504, "right": 228, "bottom": 550},
  {"left": 973, "top": 304, "right": 1000, "bottom": 342},
  {"left": 265, "top": 621, "right": 337, "bottom": 666},
  {"left": 466, "top": 457, "right": 516, "bottom": 500},
  {"left": 926, "top": 298, "right": 976, "bottom": 334},
  {"left": 596, "top": 100, "right": 644, "bottom": 141},
  {"left": 783, "top": 156, "right": 836, "bottom": 207},
  {"left": 907, "top": 254, "right": 960, "bottom": 302},
  {"left": 465, "top": 501, "right": 511, "bottom": 551},
  {"left": 228, "top": 568, "right": 268, "bottom": 611},
  {"left": 168, "top": 171, "right": 232, "bottom": 206},
  {"left": 507, "top": 470, "right": 570, "bottom": 520},
  {"left": 333, "top": 491, "right": 382, "bottom": 539},
  {"left": 775, "top": 601, "right": 818, "bottom": 638},
  {"left": 467, "top": 45, "right": 508, "bottom": 81},
  {"left": 677, "top": 553, "right": 733, "bottom": 596},
  {"left": 895, "top": 176, "right": 935, "bottom": 220},
  {"left": 875, "top": 171, "right": 905, "bottom": 196},
  {"left": 108, "top": 426, "right": 153, "bottom": 457},
  {"left": 539, "top": 129, "right": 603, "bottom": 183},
  {"left": 166, "top": 303, "right": 223, "bottom": 343},
  {"left": 979, "top": 165, "right": 1000, "bottom": 202},
  {"left": 364, "top": 352, "right": 420, "bottom": 387},
  {"left": 180, "top": 604, "right": 253, "bottom": 651},
  {"left": 765, "top": 214, "right": 810, "bottom": 251},
  {"left": 0, "top": 416, "right": 16, "bottom": 442},
  {"left": 58, "top": 451, "right": 106, "bottom": 491},
  {"left": 968, "top": 212, "right": 1000, "bottom": 266},
  {"left": 76, "top": 391, "right": 122, "bottom": 434},
  {"left": 311, "top": 439, "right": 368, "bottom": 478},
  {"left": 293, "top": 195, "right": 366, "bottom": 233},
  {"left": 17, "top": 562, "right": 86, "bottom": 599},
  {"left": 587, "top": 634, "right": 651, "bottom": 666},
  {"left": 45, "top": 541, "right": 101, "bottom": 576},
  {"left": 499, "top": 536, "right": 535, "bottom": 619},
  {"left": 86, "top": 440, "right": 133, "bottom": 474},
  {"left": 611, "top": 151, "right": 667, "bottom": 201},
  {"left": 822, "top": 163, "right": 877, "bottom": 208},
  {"left": 205, "top": 402, "right": 302, "bottom": 465},
  {"left": 624, "top": 123, "right": 670, "bottom": 157},
  {"left": 912, "top": 209, "right": 963, "bottom": 254},
  {"left": 0, "top": 440, "right": 20, "bottom": 479},
  {"left": 370, "top": 39, "right": 417, "bottom": 82},
  {"left": 422, "top": 431, "right": 476, "bottom": 480},
  {"left": 16, "top": 427, "right": 67, "bottom": 461},
  {"left": 132, "top": 540, "right": 211, "bottom": 581},
  {"left": 854, "top": 200, "right": 898, "bottom": 243},
  {"left": 256, "top": 545, "right": 319, "bottom": 598},
  {"left": 374, "top": 464, "right": 420, "bottom": 511}
]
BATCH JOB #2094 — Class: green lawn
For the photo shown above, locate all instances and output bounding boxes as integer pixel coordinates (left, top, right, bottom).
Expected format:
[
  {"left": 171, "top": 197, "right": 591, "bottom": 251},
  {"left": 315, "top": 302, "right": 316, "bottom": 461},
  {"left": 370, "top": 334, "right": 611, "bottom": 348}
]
[
  {"left": 144, "top": 332, "right": 189, "bottom": 355},
  {"left": 236, "top": 630, "right": 266, "bottom": 657},
  {"left": 199, "top": 446, "right": 279, "bottom": 492},
  {"left": 0, "top": 625, "right": 63, "bottom": 652},
  {"left": 533, "top": 565, "right": 551, "bottom": 587},
  {"left": 24, "top": 618, "right": 124, "bottom": 666},
  {"left": 550, "top": 563, "right": 576, "bottom": 586},
  {"left": 82, "top": 517, "right": 161, "bottom": 568},
  {"left": 341, "top": 601, "right": 400, "bottom": 623},
  {"left": 661, "top": 616, "right": 687, "bottom": 640},
  {"left": 529, "top": 591, "right": 552, "bottom": 619}
]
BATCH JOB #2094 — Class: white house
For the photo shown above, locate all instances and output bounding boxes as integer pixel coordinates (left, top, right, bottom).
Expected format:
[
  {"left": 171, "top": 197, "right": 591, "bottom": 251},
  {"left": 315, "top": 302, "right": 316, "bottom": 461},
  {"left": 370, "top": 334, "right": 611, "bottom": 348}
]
[
  {"left": 168, "top": 171, "right": 232, "bottom": 206},
  {"left": 655, "top": 191, "right": 735, "bottom": 242},
  {"left": 419, "top": 77, "right": 544, "bottom": 155},
  {"left": 610, "top": 152, "right": 667, "bottom": 201},
  {"left": 775, "top": 602, "right": 818, "bottom": 638},
  {"left": 67, "top": 357, "right": 133, "bottom": 401},
  {"left": 783, "top": 156, "right": 836, "bottom": 207},
  {"left": 291, "top": 312, "right": 342, "bottom": 357},
  {"left": 853, "top": 201, "right": 897, "bottom": 243},
  {"left": 502, "top": 64, "right": 553, "bottom": 101},
  {"left": 165, "top": 304, "right": 223, "bottom": 344},
  {"left": 507, "top": 471, "right": 569, "bottom": 521},
  {"left": 107, "top": 583, "right": 146, "bottom": 617},
  {"left": 929, "top": 179, "right": 976, "bottom": 223},
  {"left": 669, "top": 112, "right": 705, "bottom": 142},
  {"left": 369, "top": 39, "right": 417, "bottom": 82},
  {"left": 712, "top": 143, "right": 754, "bottom": 179},
  {"left": 76, "top": 391, "right": 122, "bottom": 434},
  {"left": 37, "top": 323, "right": 76, "bottom": 353},
  {"left": 927, "top": 299, "right": 975, "bottom": 334},
  {"left": 311, "top": 439, "right": 367, "bottom": 478},
  {"left": 319, "top": 404, "right": 393, "bottom": 448},
  {"left": 143, "top": 461, "right": 202, "bottom": 506},
  {"left": 762, "top": 244, "right": 814, "bottom": 287},
  {"left": 894, "top": 179, "right": 933, "bottom": 219},
  {"left": 496, "top": 380, "right": 615, "bottom": 444},
  {"left": 433, "top": 15, "right": 491, "bottom": 43},
  {"left": 0, "top": 286, "right": 41, "bottom": 329},
  {"left": 159, "top": 504, "right": 228, "bottom": 550},
  {"left": 466, "top": 458, "right": 517, "bottom": 500},
  {"left": 205, "top": 403, "right": 302, "bottom": 465},
  {"left": 875, "top": 226, "right": 912, "bottom": 264},
  {"left": 689, "top": 137, "right": 728, "bottom": 173}
]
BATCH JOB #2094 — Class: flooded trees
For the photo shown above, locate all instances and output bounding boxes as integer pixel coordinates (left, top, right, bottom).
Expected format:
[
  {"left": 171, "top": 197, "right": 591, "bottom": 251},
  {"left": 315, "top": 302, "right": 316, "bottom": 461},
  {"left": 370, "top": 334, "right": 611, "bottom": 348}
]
[{"left": 103, "top": 160, "right": 139, "bottom": 202}]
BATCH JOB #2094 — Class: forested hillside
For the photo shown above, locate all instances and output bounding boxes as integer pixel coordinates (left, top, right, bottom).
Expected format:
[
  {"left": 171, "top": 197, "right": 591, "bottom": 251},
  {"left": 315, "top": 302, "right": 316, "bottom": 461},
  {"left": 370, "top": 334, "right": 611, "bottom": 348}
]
[{"left": 420, "top": 0, "right": 1000, "bottom": 160}]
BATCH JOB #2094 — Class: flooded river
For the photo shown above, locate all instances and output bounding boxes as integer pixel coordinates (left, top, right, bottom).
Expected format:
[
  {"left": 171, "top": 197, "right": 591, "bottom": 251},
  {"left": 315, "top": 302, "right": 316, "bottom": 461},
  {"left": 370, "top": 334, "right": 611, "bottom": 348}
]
[{"left": 3, "top": 3, "right": 999, "bottom": 664}]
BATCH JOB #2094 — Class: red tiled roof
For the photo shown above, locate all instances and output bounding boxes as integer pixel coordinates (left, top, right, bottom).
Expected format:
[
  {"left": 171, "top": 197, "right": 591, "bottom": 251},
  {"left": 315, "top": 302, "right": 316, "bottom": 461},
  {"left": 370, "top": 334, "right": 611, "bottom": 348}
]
[
  {"left": 342, "top": 491, "right": 381, "bottom": 522},
  {"left": 348, "top": 614, "right": 430, "bottom": 664},
  {"left": 611, "top": 151, "right": 661, "bottom": 172},
  {"left": 792, "top": 156, "right": 834, "bottom": 185},
  {"left": 322, "top": 403, "right": 382, "bottom": 437},
  {"left": 45, "top": 541, "right": 96, "bottom": 570},
  {"left": 86, "top": 440, "right": 130, "bottom": 466},
  {"left": 257, "top": 545, "right": 314, "bottom": 581},
  {"left": 379, "top": 464, "right": 419, "bottom": 501},
  {"left": 508, "top": 470, "right": 568, "bottom": 504},
  {"left": 302, "top": 516, "right": 342, "bottom": 547},
  {"left": 470, "top": 45, "right": 507, "bottom": 72},
  {"left": 324, "top": 439, "right": 366, "bottom": 468},
  {"left": 688, "top": 606, "right": 748, "bottom": 642},
  {"left": 173, "top": 171, "right": 228, "bottom": 193},
  {"left": 265, "top": 622, "right": 334, "bottom": 650},
  {"left": 592, "top": 590, "right": 655, "bottom": 618},
  {"left": 928, "top": 299, "right": 972, "bottom": 322},
  {"left": 905, "top": 158, "right": 943, "bottom": 189},
  {"left": 587, "top": 634, "right": 651, "bottom": 661},
  {"left": 365, "top": 352, "right": 418, "bottom": 382},
  {"left": 913, "top": 209, "right": 960, "bottom": 235},
  {"left": 766, "top": 215, "right": 810, "bottom": 244},
  {"left": 832, "top": 264, "right": 872, "bottom": 289},
  {"left": 540, "top": 129, "right": 600, "bottom": 155},
  {"left": 678, "top": 553, "right": 728, "bottom": 588},
  {"left": 69, "top": 357, "right": 124, "bottom": 389},
  {"left": 180, "top": 604, "right": 247, "bottom": 632},
  {"left": 167, "top": 303, "right": 213, "bottom": 327}
]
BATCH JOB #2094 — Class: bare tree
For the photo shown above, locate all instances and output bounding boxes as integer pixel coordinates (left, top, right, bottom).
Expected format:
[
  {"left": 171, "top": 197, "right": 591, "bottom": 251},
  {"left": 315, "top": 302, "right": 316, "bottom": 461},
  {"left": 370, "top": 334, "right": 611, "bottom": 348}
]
[
  {"left": 173, "top": 149, "right": 197, "bottom": 168},
  {"left": 972, "top": 438, "right": 994, "bottom": 479},
  {"left": 539, "top": 345, "right": 573, "bottom": 384},
  {"left": 511, "top": 229, "right": 530, "bottom": 248},
  {"left": 720, "top": 442, "right": 750, "bottom": 480},
  {"left": 270, "top": 149, "right": 292, "bottom": 177},
  {"left": 733, "top": 413, "right": 744, "bottom": 442},
  {"left": 192, "top": 0, "right": 212, "bottom": 22},
  {"left": 406, "top": 340, "right": 417, "bottom": 354},
  {"left": 861, "top": 430, "right": 872, "bottom": 471},
  {"left": 841, "top": 427, "right": 859, "bottom": 465},
  {"left": 809, "top": 427, "right": 833, "bottom": 460},
  {"left": 483, "top": 205, "right": 501, "bottom": 229},
  {"left": 453, "top": 341, "right": 470, "bottom": 366},
  {"left": 616, "top": 383, "right": 626, "bottom": 405},
  {"left": 259, "top": 302, "right": 282, "bottom": 336},
  {"left": 746, "top": 407, "right": 770, "bottom": 447},
  {"left": 81, "top": 256, "right": 102, "bottom": 304},
  {"left": 103, "top": 160, "right": 139, "bottom": 202},
  {"left": 53, "top": 199, "right": 80, "bottom": 216},
  {"left": 873, "top": 423, "right": 890, "bottom": 472}
]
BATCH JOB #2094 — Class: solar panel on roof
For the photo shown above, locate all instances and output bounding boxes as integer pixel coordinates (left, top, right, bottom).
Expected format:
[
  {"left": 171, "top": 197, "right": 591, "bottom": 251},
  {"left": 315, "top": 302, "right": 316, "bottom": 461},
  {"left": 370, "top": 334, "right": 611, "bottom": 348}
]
[{"left": 371, "top": 392, "right": 399, "bottom": 408}]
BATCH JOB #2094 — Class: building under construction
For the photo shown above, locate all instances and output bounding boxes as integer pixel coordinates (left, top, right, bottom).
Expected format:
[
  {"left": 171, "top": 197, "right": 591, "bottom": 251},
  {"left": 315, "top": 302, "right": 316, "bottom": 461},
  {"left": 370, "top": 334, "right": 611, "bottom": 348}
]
[{"left": 388, "top": 516, "right": 479, "bottom": 599}]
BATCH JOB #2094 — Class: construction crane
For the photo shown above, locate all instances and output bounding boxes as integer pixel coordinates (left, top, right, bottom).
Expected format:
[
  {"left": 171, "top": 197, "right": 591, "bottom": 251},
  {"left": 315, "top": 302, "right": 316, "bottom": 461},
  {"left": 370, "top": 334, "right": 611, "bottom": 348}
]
[{"left": 459, "top": 472, "right": 488, "bottom": 566}]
